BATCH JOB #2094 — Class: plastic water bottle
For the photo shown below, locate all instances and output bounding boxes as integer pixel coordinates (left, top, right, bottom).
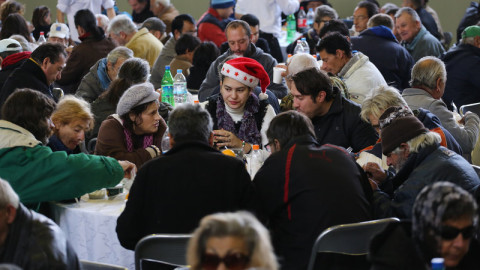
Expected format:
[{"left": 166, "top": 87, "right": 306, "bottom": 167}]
[
  {"left": 431, "top": 258, "right": 445, "bottom": 270},
  {"left": 300, "top": 37, "right": 310, "bottom": 54},
  {"left": 294, "top": 40, "right": 305, "bottom": 54},
  {"left": 297, "top": 7, "right": 307, "bottom": 33},
  {"left": 161, "top": 66, "right": 174, "bottom": 106},
  {"left": 248, "top": 145, "right": 263, "bottom": 179},
  {"left": 173, "top": 69, "right": 187, "bottom": 105},
  {"left": 37, "top": 31, "right": 46, "bottom": 45},
  {"left": 286, "top": 14, "right": 296, "bottom": 43},
  {"left": 307, "top": 8, "right": 315, "bottom": 28}
]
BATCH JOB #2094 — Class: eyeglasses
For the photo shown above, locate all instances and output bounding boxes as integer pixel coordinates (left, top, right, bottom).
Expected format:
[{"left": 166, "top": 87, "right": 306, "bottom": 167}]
[
  {"left": 438, "top": 225, "right": 475, "bottom": 240},
  {"left": 201, "top": 253, "right": 249, "bottom": 270}
]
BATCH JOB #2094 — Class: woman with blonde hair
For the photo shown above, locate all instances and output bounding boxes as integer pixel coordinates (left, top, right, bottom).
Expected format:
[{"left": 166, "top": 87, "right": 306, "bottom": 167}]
[
  {"left": 187, "top": 211, "right": 278, "bottom": 270},
  {"left": 48, "top": 95, "right": 94, "bottom": 154}
]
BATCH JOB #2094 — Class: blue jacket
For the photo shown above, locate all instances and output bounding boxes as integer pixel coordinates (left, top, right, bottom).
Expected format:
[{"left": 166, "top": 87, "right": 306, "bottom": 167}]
[
  {"left": 442, "top": 44, "right": 480, "bottom": 111},
  {"left": 351, "top": 26, "right": 414, "bottom": 91},
  {"left": 374, "top": 144, "right": 480, "bottom": 219}
]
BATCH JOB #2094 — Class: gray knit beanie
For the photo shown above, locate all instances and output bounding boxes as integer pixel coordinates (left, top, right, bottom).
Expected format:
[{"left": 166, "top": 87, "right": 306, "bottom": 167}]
[{"left": 116, "top": 82, "right": 159, "bottom": 116}]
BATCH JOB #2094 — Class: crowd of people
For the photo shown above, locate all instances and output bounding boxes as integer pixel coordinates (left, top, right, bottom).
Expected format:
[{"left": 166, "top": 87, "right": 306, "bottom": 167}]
[{"left": 0, "top": 0, "right": 480, "bottom": 269}]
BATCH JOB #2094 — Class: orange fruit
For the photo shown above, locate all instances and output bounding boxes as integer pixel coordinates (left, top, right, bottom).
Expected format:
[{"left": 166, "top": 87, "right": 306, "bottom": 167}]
[{"left": 222, "top": 149, "right": 236, "bottom": 157}]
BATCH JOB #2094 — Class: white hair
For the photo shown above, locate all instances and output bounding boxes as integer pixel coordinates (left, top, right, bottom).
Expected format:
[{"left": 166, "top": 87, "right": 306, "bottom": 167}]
[
  {"left": 0, "top": 178, "right": 19, "bottom": 209},
  {"left": 395, "top": 7, "right": 421, "bottom": 23},
  {"left": 392, "top": 131, "right": 441, "bottom": 154},
  {"left": 410, "top": 56, "right": 446, "bottom": 90},
  {"left": 287, "top": 53, "right": 319, "bottom": 76},
  {"left": 107, "top": 14, "right": 137, "bottom": 35}
]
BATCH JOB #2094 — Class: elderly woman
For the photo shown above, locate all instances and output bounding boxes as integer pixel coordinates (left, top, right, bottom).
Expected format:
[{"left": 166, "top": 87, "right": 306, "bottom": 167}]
[
  {"left": 369, "top": 182, "right": 479, "bottom": 269},
  {"left": 47, "top": 95, "right": 93, "bottom": 154},
  {"left": 201, "top": 57, "right": 276, "bottom": 154},
  {"left": 95, "top": 82, "right": 167, "bottom": 168},
  {"left": 187, "top": 211, "right": 278, "bottom": 270},
  {"left": 90, "top": 57, "right": 150, "bottom": 139}
]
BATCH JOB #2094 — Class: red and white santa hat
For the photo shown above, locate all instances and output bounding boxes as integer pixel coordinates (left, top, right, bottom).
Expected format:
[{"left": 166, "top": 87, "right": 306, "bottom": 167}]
[{"left": 221, "top": 57, "right": 270, "bottom": 100}]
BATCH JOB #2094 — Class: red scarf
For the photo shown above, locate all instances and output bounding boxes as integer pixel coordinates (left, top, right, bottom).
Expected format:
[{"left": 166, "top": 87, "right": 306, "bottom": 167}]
[{"left": 1, "top": 51, "right": 31, "bottom": 69}]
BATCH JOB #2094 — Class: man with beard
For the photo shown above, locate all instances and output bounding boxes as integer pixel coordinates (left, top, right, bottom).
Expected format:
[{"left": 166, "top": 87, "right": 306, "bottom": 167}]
[{"left": 365, "top": 106, "right": 480, "bottom": 219}]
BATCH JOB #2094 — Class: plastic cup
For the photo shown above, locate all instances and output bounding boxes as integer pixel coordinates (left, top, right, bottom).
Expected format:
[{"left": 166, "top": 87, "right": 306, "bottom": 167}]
[{"left": 273, "top": 67, "right": 286, "bottom": 84}]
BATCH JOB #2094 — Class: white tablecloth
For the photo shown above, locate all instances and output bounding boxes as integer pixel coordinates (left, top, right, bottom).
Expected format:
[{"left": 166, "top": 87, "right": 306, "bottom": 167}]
[{"left": 51, "top": 194, "right": 134, "bottom": 269}]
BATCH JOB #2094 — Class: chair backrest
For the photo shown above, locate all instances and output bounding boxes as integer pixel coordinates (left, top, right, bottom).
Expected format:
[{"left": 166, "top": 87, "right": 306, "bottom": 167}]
[
  {"left": 135, "top": 234, "right": 192, "bottom": 270},
  {"left": 306, "top": 218, "right": 400, "bottom": 270},
  {"left": 80, "top": 260, "right": 127, "bottom": 270},
  {"left": 459, "top": 102, "right": 480, "bottom": 117}
]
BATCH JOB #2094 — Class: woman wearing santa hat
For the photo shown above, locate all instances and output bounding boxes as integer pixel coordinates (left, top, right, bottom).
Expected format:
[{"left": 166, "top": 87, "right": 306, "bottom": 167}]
[{"left": 202, "top": 57, "right": 276, "bottom": 154}]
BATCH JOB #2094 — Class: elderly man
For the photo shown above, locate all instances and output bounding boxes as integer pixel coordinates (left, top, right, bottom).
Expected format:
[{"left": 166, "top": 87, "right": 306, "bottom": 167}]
[
  {"left": 76, "top": 46, "right": 134, "bottom": 103},
  {"left": 289, "top": 67, "right": 377, "bottom": 152},
  {"left": 286, "top": 5, "right": 338, "bottom": 55},
  {"left": 254, "top": 110, "right": 372, "bottom": 270},
  {"left": 0, "top": 179, "right": 80, "bottom": 268},
  {"left": 116, "top": 103, "right": 254, "bottom": 250},
  {"left": 443, "top": 26, "right": 480, "bottom": 111},
  {"left": 141, "top": 17, "right": 168, "bottom": 43},
  {"left": 317, "top": 32, "right": 386, "bottom": 104},
  {"left": 395, "top": 7, "right": 444, "bottom": 61},
  {"left": 0, "top": 89, "right": 135, "bottom": 209},
  {"left": 365, "top": 106, "right": 480, "bottom": 219},
  {"left": 351, "top": 14, "right": 414, "bottom": 91},
  {"left": 401, "top": 0, "right": 440, "bottom": 40},
  {"left": 107, "top": 15, "right": 163, "bottom": 67},
  {"left": 199, "top": 20, "right": 287, "bottom": 101},
  {"left": 149, "top": 0, "right": 179, "bottom": 33},
  {"left": 150, "top": 14, "right": 196, "bottom": 89},
  {"left": 402, "top": 56, "right": 480, "bottom": 155},
  {"left": 128, "top": 0, "right": 154, "bottom": 24},
  {"left": 197, "top": 0, "right": 235, "bottom": 47},
  {"left": 0, "top": 43, "right": 66, "bottom": 108},
  {"left": 47, "top": 22, "right": 70, "bottom": 47},
  {"left": 352, "top": 1, "right": 378, "bottom": 36}
]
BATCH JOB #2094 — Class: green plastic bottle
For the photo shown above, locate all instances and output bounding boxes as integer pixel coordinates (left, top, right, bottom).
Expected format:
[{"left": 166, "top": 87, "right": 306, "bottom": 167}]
[
  {"left": 287, "top": 14, "right": 296, "bottom": 43},
  {"left": 161, "top": 66, "right": 174, "bottom": 106}
]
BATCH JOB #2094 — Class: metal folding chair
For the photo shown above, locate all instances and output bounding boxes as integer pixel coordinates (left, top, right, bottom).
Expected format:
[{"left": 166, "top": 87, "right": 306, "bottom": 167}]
[
  {"left": 135, "top": 234, "right": 191, "bottom": 270},
  {"left": 306, "top": 218, "right": 400, "bottom": 270}
]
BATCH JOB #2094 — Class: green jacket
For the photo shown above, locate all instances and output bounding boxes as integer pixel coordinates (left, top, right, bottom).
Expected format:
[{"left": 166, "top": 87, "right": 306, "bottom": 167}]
[{"left": 0, "top": 120, "right": 124, "bottom": 204}]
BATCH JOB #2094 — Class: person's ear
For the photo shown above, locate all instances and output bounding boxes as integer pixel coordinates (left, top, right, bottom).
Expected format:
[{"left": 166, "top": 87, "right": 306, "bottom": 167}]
[
  {"left": 335, "top": 49, "right": 344, "bottom": 58},
  {"left": 316, "top": 91, "right": 327, "bottom": 103},
  {"left": 274, "top": 139, "right": 281, "bottom": 151},
  {"left": 400, "top": 143, "right": 410, "bottom": 157},
  {"left": 6, "top": 205, "right": 17, "bottom": 224},
  {"left": 42, "top": 57, "right": 50, "bottom": 69},
  {"left": 129, "top": 112, "right": 136, "bottom": 122}
]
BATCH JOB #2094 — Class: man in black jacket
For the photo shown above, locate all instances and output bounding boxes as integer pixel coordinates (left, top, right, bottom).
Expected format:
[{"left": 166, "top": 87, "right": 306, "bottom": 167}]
[
  {"left": 0, "top": 178, "right": 80, "bottom": 269},
  {"left": 0, "top": 43, "right": 66, "bottom": 109},
  {"left": 116, "top": 103, "right": 254, "bottom": 250},
  {"left": 289, "top": 68, "right": 378, "bottom": 152},
  {"left": 254, "top": 110, "right": 373, "bottom": 270}
]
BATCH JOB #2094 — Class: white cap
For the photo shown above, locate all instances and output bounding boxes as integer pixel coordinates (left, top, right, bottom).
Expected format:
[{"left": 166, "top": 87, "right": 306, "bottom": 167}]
[
  {"left": 49, "top": 23, "right": 69, "bottom": 39},
  {"left": 0, "top": 38, "right": 22, "bottom": 53}
]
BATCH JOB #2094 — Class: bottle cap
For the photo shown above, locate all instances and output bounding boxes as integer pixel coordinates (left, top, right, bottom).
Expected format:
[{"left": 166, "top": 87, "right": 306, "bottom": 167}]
[
  {"left": 252, "top": 144, "right": 260, "bottom": 150},
  {"left": 40, "top": 31, "right": 44, "bottom": 35},
  {"left": 165, "top": 65, "right": 170, "bottom": 70},
  {"left": 177, "top": 69, "right": 182, "bottom": 74}
]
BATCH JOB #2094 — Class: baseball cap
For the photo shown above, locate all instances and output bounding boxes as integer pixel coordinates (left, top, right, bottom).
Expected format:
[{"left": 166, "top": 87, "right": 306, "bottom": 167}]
[
  {"left": 0, "top": 38, "right": 22, "bottom": 53},
  {"left": 462, "top": 25, "right": 480, "bottom": 39},
  {"left": 49, "top": 23, "right": 69, "bottom": 39}
]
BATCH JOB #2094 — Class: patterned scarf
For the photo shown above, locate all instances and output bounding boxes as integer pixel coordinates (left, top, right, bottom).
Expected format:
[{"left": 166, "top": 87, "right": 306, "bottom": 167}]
[
  {"left": 216, "top": 94, "right": 262, "bottom": 145},
  {"left": 123, "top": 124, "right": 154, "bottom": 152}
]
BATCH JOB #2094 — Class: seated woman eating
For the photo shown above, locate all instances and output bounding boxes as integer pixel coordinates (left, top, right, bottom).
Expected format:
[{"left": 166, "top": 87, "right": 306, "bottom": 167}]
[
  {"left": 201, "top": 57, "right": 276, "bottom": 154},
  {"left": 48, "top": 95, "right": 93, "bottom": 154},
  {"left": 95, "top": 82, "right": 167, "bottom": 168}
]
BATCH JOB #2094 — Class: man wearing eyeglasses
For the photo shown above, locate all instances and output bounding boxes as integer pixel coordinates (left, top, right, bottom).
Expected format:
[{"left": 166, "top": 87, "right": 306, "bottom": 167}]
[
  {"left": 365, "top": 106, "right": 480, "bottom": 219},
  {"left": 351, "top": 1, "right": 378, "bottom": 36}
]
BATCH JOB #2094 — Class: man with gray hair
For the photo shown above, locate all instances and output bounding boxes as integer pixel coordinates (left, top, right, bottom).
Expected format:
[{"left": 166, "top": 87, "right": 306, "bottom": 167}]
[
  {"left": 0, "top": 178, "right": 80, "bottom": 268},
  {"left": 442, "top": 26, "right": 480, "bottom": 111},
  {"left": 76, "top": 46, "right": 134, "bottom": 103},
  {"left": 149, "top": 0, "right": 179, "bottom": 33},
  {"left": 402, "top": 56, "right": 480, "bottom": 156},
  {"left": 366, "top": 106, "right": 479, "bottom": 219},
  {"left": 140, "top": 17, "right": 168, "bottom": 44},
  {"left": 351, "top": 13, "right": 414, "bottom": 90},
  {"left": 395, "top": 7, "right": 444, "bottom": 61},
  {"left": 107, "top": 14, "right": 163, "bottom": 67},
  {"left": 116, "top": 103, "right": 254, "bottom": 250}
]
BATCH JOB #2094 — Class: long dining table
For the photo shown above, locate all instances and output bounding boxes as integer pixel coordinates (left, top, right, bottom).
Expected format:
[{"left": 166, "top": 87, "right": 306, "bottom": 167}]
[{"left": 50, "top": 193, "right": 135, "bottom": 269}]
